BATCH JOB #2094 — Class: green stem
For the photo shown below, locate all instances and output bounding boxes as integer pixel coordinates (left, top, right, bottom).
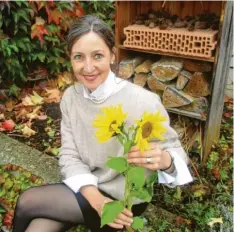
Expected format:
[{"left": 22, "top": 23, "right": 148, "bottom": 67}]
[
  {"left": 124, "top": 170, "right": 133, "bottom": 232},
  {"left": 122, "top": 127, "right": 129, "bottom": 140}
]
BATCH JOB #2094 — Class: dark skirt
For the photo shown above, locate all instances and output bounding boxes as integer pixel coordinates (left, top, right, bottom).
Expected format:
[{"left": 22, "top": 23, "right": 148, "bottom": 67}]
[{"left": 74, "top": 191, "right": 148, "bottom": 232}]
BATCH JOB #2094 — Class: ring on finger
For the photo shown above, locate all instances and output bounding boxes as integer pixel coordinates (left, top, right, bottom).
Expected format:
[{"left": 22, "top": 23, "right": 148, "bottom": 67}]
[{"left": 146, "top": 157, "right": 153, "bottom": 164}]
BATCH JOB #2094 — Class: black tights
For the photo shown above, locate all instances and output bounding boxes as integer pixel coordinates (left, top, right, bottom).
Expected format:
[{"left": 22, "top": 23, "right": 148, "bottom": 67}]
[{"left": 12, "top": 183, "right": 84, "bottom": 232}]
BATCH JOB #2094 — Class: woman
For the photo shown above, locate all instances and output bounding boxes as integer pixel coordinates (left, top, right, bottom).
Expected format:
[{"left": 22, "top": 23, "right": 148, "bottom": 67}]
[{"left": 12, "top": 15, "right": 192, "bottom": 232}]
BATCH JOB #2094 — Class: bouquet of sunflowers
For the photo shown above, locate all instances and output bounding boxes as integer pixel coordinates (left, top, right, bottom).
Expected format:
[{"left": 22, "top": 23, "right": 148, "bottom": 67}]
[{"left": 93, "top": 104, "right": 167, "bottom": 231}]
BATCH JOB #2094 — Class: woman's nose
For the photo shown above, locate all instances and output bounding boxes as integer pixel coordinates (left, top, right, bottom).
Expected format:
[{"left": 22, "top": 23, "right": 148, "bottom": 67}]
[{"left": 83, "top": 58, "right": 95, "bottom": 73}]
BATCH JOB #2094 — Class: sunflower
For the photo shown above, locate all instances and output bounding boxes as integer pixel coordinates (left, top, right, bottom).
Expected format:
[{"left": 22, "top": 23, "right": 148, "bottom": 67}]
[
  {"left": 93, "top": 104, "right": 128, "bottom": 143},
  {"left": 135, "top": 111, "right": 167, "bottom": 153}
]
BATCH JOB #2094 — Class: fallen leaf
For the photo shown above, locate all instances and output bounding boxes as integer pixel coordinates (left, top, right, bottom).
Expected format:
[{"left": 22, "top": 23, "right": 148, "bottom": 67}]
[
  {"left": 224, "top": 95, "right": 232, "bottom": 103},
  {"left": 3, "top": 211, "right": 13, "bottom": 229},
  {"left": 44, "top": 88, "right": 61, "bottom": 103},
  {"left": 207, "top": 217, "right": 223, "bottom": 227},
  {"left": 47, "top": 79, "right": 58, "bottom": 89},
  {"left": 21, "top": 125, "right": 36, "bottom": 137},
  {"left": 57, "top": 72, "right": 73, "bottom": 88},
  {"left": 0, "top": 114, "right": 5, "bottom": 120},
  {"left": 0, "top": 89, "right": 9, "bottom": 100},
  {"left": 224, "top": 112, "right": 232, "bottom": 118},
  {"left": 5, "top": 100, "right": 14, "bottom": 112},
  {"left": 15, "top": 108, "right": 29, "bottom": 120},
  {"left": 37, "top": 114, "right": 47, "bottom": 120},
  {"left": 22, "top": 91, "right": 44, "bottom": 106},
  {"left": 26, "top": 106, "right": 41, "bottom": 121},
  {"left": 45, "top": 147, "right": 60, "bottom": 156},
  {"left": 1, "top": 120, "right": 15, "bottom": 132},
  {"left": 0, "top": 104, "right": 6, "bottom": 113},
  {"left": 31, "top": 92, "right": 44, "bottom": 104},
  {"left": 27, "top": 68, "right": 48, "bottom": 81}
]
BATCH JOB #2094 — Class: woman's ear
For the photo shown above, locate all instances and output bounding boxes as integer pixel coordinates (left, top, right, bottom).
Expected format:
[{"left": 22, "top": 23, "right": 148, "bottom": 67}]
[{"left": 111, "top": 47, "right": 116, "bottom": 64}]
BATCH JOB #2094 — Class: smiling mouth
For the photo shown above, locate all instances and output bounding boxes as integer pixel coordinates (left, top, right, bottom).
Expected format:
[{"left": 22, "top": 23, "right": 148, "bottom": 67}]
[{"left": 83, "top": 74, "right": 99, "bottom": 81}]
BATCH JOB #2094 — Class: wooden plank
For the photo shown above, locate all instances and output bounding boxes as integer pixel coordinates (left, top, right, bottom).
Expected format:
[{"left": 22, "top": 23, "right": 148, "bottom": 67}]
[
  {"left": 117, "top": 45, "right": 215, "bottom": 63},
  {"left": 150, "top": 1, "right": 222, "bottom": 18},
  {"left": 167, "top": 108, "right": 206, "bottom": 121},
  {"left": 203, "top": 1, "right": 233, "bottom": 163}
]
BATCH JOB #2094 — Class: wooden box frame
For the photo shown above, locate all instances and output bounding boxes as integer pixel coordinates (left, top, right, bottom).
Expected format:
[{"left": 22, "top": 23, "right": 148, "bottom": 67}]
[{"left": 115, "top": 1, "right": 233, "bottom": 162}]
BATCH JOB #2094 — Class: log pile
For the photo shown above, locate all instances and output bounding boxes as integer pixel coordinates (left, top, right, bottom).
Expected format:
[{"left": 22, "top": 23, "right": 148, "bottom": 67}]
[{"left": 118, "top": 56, "right": 211, "bottom": 115}]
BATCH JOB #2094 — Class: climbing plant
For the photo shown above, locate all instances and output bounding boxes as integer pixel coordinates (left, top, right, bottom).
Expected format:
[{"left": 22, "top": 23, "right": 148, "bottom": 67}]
[{"left": 0, "top": 1, "right": 115, "bottom": 88}]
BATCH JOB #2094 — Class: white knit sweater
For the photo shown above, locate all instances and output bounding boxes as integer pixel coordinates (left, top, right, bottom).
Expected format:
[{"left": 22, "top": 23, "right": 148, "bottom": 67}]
[{"left": 59, "top": 78, "right": 192, "bottom": 201}]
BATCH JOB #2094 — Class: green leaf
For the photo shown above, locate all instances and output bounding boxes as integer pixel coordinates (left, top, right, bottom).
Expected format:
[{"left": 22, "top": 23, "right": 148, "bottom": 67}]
[
  {"left": 0, "top": 12, "right": 2, "bottom": 28},
  {"left": 101, "top": 201, "right": 124, "bottom": 227},
  {"left": 131, "top": 187, "right": 152, "bottom": 202},
  {"left": 3, "top": 178, "right": 13, "bottom": 190},
  {"left": 105, "top": 157, "right": 128, "bottom": 173},
  {"left": 37, "top": 53, "right": 46, "bottom": 62},
  {"left": 19, "top": 24, "right": 28, "bottom": 33},
  {"left": 131, "top": 216, "right": 145, "bottom": 230},
  {"left": 9, "top": 84, "right": 21, "bottom": 97},
  {"left": 10, "top": 44, "right": 19, "bottom": 53},
  {"left": 128, "top": 167, "right": 145, "bottom": 189},
  {"left": 12, "top": 12, "right": 19, "bottom": 23},
  {"left": 47, "top": 130, "right": 55, "bottom": 138},
  {"left": 18, "top": 9, "right": 31, "bottom": 23},
  {"left": 0, "top": 207, "right": 5, "bottom": 213},
  {"left": 0, "top": 188, "right": 6, "bottom": 197},
  {"left": 145, "top": 172, "right": 158, "bottom": 186},
  {"left": 124, "top": 140, "right": 132, "bottom": 154}
]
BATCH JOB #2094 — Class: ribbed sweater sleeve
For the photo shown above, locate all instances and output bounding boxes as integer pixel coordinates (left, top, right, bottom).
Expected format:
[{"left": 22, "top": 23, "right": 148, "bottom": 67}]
[{"left": 59, "top": 95, "right": 98, "bottom": 189}]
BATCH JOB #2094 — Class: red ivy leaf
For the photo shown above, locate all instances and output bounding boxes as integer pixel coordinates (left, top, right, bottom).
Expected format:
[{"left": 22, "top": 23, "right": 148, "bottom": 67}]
[
  {"left": 75, "top": 6, "right": 85, "bottom": 17},
  {"left": 31, "top": 25, "right": 49, "bottom": 43},
  {"left": 224, "top": 112, "right": 232, "bottom": 118},
  {"left": 47, "top": 8, "right": 63, "bottom": 25},
  {"left": 3, "top": 212, "right": 13, "bottom": 229},
  {"left": 212, "top": 168, "right": 220, "bottom": 180},
  {"left": 175, "top": 216, "right": 186, "bottom": 225}
]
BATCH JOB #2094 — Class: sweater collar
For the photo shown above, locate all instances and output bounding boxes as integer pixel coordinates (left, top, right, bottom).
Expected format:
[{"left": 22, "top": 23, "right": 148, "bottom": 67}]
[{"left": 83, "top": 70, "right": 119, "bottom": 102}]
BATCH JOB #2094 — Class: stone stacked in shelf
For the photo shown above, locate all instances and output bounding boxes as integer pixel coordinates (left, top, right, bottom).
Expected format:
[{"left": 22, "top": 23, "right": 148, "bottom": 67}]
[{"left": 118, "top": 56, "right": 211, "bottom": 115}]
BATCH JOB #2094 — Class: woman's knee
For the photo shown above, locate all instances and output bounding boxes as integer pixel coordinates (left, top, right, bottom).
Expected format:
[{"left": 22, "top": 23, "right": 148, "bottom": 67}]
[{"left": 15, "top": 187, "right": 40, "bottom": 216}]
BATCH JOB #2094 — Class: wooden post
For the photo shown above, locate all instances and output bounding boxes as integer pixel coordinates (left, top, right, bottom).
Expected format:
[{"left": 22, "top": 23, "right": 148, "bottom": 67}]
[{"left": 203, "top": 1, "right": 233, "bottom": 163}]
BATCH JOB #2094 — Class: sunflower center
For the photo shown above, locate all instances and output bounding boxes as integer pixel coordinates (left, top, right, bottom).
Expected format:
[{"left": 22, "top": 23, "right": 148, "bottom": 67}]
[
  {"left": 109, "top": 120, "right": 117, "bottom": 132},
  {"left": 142, "top": 122, "right": 153, "bottom": 138}
]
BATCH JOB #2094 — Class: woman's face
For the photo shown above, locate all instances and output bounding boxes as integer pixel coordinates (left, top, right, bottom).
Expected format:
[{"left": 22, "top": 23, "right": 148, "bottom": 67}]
[{"left": 70, "top": 31, "right": 114, "bottom": 92}]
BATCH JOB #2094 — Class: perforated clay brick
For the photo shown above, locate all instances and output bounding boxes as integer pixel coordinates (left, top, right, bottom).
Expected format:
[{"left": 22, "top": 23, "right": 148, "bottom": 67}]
[{"left": 123, "top": 25, "right": 218, "bottom": 58}]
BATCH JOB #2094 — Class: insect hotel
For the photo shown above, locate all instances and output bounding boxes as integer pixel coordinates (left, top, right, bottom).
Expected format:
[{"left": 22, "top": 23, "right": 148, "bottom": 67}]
[{"left": 114, "top": 1, "right": 233, "bottom": 162}]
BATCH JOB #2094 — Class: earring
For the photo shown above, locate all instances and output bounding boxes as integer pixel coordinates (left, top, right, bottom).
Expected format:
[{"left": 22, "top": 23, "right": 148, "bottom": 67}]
[{"left": 111, "top": 61, "right": 114, "bottom": 64}]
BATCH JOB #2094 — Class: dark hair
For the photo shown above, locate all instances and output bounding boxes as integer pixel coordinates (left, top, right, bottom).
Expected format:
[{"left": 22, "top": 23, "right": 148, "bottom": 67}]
[{"left": 67, "top": 15, "right": 115, "bottom": 55}]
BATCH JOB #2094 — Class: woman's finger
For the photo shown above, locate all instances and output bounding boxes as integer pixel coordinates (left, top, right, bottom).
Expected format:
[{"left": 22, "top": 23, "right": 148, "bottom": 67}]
[
  {"left": 128, "top": 148, "right": 161, "bottom": 158},
  {"left": 114, "top": 218, "right": 132, "bottom": 227},
  {"left": 137, "top": 163, "right": 159, "bottom": 170},
  {"left": 130, "top": 143, "right": 158, "bottom": 152},
  {"left": 127, "top": 157, "right": 152, "bottom": 164},
  {"left": 122, "top": 208, "right": 133, "bottom": 217},
  {"left": 117, "top": 212, "right": 133, "bottom": 225},
  {"left": 108, "top": 222, "right": 124, "bottom": 229}
]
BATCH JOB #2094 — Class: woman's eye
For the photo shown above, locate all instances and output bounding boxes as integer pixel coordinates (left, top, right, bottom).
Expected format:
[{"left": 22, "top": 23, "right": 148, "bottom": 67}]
[
  {"left": 74, "top": 54, "right": 82, "bottom": 60},
  {"left": 94, "top": 54, "right": 103, "bottom": 59}
]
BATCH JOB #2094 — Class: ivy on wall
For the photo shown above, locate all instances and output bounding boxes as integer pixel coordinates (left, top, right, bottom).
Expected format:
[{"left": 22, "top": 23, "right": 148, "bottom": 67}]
[{"left": 0, "top": 1, "right": 115, "bottom": 88}]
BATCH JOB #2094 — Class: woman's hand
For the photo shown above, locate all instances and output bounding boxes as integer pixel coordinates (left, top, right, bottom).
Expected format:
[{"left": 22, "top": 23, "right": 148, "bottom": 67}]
[
  {"left": 80, "top": 186, "right": 133, "bottom": 229},
  {"left": 97, "top": 198, "right": 133, "bottom": 229},
  {"left": 127, "top": 142, "right": 174, "bottom": 172}
]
